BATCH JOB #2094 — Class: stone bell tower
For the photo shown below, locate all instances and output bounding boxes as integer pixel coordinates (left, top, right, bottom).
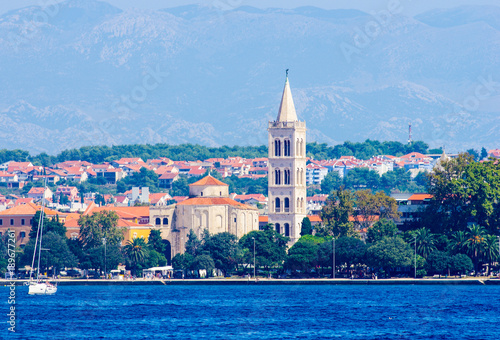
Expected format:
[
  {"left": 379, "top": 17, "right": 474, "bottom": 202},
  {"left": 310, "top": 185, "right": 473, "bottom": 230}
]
[{"left": 267, "top": 75, "right": 307, "bottom": 244}]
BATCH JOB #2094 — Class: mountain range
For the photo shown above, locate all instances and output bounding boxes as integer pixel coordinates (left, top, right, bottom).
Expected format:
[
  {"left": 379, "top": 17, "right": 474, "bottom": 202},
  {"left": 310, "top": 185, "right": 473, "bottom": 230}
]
[{"left": 0, "top": 0, "right": 499, "bottom": 154}]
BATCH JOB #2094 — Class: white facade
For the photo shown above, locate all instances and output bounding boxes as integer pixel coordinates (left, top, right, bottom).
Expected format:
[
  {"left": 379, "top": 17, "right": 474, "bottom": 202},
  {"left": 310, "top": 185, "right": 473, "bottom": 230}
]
[{"left": 267, "top": 77, "right": 307, "bottom": 244}]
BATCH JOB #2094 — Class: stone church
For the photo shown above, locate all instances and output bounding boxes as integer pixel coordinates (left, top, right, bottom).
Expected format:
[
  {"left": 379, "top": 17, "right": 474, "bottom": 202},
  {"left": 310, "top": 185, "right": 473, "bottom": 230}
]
[
  {"left": 150, "top": 175, "right": 259, "bottom": 256},
  {"left": 151, "top": 75, "right": 307, "bottom": 257}
]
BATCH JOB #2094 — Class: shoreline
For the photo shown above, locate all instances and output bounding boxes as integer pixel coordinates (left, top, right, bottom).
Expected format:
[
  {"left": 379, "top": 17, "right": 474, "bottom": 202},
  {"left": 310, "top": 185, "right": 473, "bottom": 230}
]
[{"left": 3, "top": 277, "right": 500, "bottom": 286}]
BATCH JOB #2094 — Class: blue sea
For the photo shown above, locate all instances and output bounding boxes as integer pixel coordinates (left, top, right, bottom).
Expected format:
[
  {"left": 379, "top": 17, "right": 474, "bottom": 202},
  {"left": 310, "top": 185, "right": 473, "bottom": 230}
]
[{"left": 1, "top": 284, "right": 499, "bottom": 339}]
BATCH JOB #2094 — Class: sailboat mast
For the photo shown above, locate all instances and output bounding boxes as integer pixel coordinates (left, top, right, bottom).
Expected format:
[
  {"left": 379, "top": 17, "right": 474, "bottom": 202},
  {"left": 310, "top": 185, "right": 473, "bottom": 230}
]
[{"left": 29, "top": 189, "right": 44, "bottom": 280}]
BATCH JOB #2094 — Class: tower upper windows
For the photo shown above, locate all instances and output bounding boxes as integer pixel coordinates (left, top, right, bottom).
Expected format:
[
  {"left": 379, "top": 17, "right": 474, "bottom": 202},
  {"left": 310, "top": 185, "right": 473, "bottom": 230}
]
[{"left": 274, "top": 139, "right": 281, "bottom": 157}]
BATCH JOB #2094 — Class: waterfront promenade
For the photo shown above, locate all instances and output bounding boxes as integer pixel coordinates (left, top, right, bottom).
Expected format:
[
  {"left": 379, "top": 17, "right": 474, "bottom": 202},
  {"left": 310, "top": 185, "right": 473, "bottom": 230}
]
[{"left": 3, "top": 277, "right": 500, "bottom": 286}]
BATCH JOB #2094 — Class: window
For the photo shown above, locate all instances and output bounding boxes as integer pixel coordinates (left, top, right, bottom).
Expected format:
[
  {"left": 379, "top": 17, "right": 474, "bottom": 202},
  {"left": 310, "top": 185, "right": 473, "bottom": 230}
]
[
  {"left": 275, "top": 198, "right": 281, "bottom": 213},
  {"left": 274, "top": 139, "right": 281, "bottom": 157},
  {"left": 284, "top": 169, "right": 290, "bottom": 185},
  {"left": 155, "top": 218, "right": 161, "bottom": 225},
  {"left": 0, "top": 219, "right": 2, "bottom": 226},
  {"left": 133, "top": 232, "right": 137, "bottom": 239},
  {"left": 21, "top": 219, "right": 25, "bottom": 225},
  {"left": 30, "top": 219, "right": 33, "bottom": 225},
  {"left": 275, "top": 169, "right": 281, "bottom": 185},
  {"left": 284, "top": 223, "right": 290, "bottom": 237},
  {"left": 284, "top": 198, "right": 290, "bottom": 212},
  {"left": 275, "top": 223, "right": 281, "bottom": 234},
  {"left": 20, "top": 231, "right": 26, "bottom": 238},
  {"left": 234, "top": 218, "right": 237, "bottom": 223},
  {"left": 163, "top": 218, "right": 168, "bottom": 225},
  {"left": 10, "top": 219, "right": 14, "bottom": 226},
  {"left": 220, "top": 192, "right": 222, "bottom": 196},
  {"left": 284, "top": 139, "right": 291, "bottom": 156}
]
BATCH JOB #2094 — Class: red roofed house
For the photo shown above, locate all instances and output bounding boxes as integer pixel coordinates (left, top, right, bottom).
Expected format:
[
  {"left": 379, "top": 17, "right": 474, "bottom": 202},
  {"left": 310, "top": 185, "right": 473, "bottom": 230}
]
[
  {"left": 27, "top": 186, "right": 53, "bottom": 201},
  {"left": 149, "top": 175, "right": 259, "bottom": 258},
  {"left": 0, "top": 203, "right": 68, "bottom": 246},
  {"left": 56, "top": 186, "right": 79, "bottom": 201},
  {"left": 159, "top": 172, "right": 179, "bottom": 189}
]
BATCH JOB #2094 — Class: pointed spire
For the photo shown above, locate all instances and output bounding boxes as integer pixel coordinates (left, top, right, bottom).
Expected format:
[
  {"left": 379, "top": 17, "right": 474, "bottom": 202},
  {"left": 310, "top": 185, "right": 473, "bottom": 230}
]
[{"left": 276, "top": 71, "right": 298, "bottom": 122}]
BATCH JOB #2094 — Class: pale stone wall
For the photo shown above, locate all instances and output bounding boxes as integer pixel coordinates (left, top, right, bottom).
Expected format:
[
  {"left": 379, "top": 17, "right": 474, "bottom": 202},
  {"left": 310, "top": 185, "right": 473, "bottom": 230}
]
[{"left": 189, "top": 184, "right": 229, "bottom": 198}]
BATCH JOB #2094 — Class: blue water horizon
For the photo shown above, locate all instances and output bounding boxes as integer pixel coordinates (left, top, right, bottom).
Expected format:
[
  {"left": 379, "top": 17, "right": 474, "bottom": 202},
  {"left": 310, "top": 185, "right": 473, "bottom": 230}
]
[{"left": 2, "top": 284, "right": 499, "bottom": 339}]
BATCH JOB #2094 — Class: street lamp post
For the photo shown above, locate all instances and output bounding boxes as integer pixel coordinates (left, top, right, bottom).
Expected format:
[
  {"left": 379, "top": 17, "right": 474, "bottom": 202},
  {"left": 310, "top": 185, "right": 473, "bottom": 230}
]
[
  {"left": 332, "top": 237, "right": 335, "bottom": 279},
  {"left": 414, "top": 235, "right": 417, "bottom": 279},
  {"left": 252, "top": 237, "right": 256, "bottom": 279},
  {"left": 102, "top": 237, "right": 107, "bottom": 279}
]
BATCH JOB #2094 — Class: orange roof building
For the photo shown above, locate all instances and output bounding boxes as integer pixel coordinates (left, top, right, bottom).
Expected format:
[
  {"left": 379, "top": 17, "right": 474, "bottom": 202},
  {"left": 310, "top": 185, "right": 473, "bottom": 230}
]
[{"left": 0, "top": 203, "right": 68, "bottom": 246}]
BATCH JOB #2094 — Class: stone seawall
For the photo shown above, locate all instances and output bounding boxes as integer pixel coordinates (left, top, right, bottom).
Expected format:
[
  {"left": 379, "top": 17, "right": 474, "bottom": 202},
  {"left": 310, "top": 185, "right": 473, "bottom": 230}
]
[{"left": 3, "top": 278, "right": 499, "bottom": 286}]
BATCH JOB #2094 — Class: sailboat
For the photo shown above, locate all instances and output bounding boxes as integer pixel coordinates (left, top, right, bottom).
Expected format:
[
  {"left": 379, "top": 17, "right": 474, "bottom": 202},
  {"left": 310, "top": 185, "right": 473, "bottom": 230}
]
[{"left": 28, "top": 180, "right": 57, "bottom": 295}]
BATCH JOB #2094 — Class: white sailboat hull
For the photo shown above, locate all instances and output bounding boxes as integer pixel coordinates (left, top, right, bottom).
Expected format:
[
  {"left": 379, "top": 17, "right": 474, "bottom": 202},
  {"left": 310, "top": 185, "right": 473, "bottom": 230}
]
[{"left": 28, "top": 282, "right": 57, "bottom": 295}]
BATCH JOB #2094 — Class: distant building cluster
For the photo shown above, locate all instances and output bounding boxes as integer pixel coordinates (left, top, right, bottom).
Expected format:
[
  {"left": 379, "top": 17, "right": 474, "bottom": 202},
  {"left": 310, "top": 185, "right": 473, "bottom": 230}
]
[{"left": 1, "top": 76, "right": 499, "bottom": 258}]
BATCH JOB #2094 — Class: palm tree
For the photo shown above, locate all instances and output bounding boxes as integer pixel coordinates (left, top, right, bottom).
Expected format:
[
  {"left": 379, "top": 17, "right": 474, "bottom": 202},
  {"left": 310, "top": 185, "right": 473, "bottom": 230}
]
[
  {"left": 414, "top": 228, "right": 436, "bottom": 259},
  {"left": 483, "top": 235, "right": 499, "bottom": 276},
  {"left": 464, "top": 224, "right": 487, "bottom": 275},
  {"left": 123, "top": 238, "right": 147, "bottom": 276},
  {"left": 451, "top": 230, "right": 467, "bottom": 255}
]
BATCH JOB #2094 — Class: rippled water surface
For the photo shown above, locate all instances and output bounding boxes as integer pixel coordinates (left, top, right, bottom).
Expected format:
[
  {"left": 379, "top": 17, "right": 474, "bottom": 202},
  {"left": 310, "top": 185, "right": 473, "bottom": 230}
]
[{"left": 2, "top": 284, "right": 500, "bottom": 339}]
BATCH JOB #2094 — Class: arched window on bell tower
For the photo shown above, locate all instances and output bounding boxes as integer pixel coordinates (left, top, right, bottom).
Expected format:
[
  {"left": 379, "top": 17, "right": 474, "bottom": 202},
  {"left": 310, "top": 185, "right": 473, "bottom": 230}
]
[
  {"left": 274, "top": 139, "right": 281, "bottom": 157},
  {"left": 275, "top": 169, "right": 281, "bottom": 185},
  {"left": 284, "top": 139, "right": 291, "bottom": 156},
  {"left": 275, "top": 197, "right": 281, "bottom": 213},
  {"left": 284, "top": 198, "right": 290, "bottom": 212},
  {"left": 284, "top": 169, "right": 290, "bottom": 185}
]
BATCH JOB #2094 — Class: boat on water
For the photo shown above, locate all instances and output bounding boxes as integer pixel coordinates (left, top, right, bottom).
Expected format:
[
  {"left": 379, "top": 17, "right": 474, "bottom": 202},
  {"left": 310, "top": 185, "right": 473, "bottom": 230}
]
[{"left": 28, "top": 180, "right": 57, "bottom": 295}]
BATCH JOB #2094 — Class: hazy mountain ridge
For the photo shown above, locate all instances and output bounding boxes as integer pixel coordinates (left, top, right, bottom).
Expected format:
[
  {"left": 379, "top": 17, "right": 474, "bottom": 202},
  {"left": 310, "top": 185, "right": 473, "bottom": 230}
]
[{"left": 0, "top": 0, "right": 498, "bottom": 154}]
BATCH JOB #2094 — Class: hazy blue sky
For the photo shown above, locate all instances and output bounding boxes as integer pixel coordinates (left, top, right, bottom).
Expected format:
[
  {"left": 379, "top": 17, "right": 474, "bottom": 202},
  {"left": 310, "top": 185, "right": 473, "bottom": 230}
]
[{"left": 2, "top": 0, "right": 499, "bottom": 16}]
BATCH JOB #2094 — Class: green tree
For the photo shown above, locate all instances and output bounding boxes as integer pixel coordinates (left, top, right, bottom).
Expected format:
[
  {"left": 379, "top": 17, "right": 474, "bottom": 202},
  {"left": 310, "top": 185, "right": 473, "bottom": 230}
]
[
  {"left": 464, "top": 224, "right": 487, "bottom": 274},
  {"left": 239, "top": 225, "right": 289, "bottom": 271},
  {"left": 123, "top": 238, "right": 147, "bottom": 276},
  {"left": 191, "top": 254, "right": 215, "bottom": 278},
  {"left": 483, "top": 235, "right": 499, "bottom": 276},
  {"left": 170, "top": 177, "right": 189, "bottom": 197},
  {"left": 144, "top": 248, "right": 167, "bottom": 268},
  {"left": 83, "top": 244, "right": 124, "bottom": 275},
  {"left": 29, "top": 212, "right": 67, "bottom": 239},
  {"left": 334, "top": 236, "right": 367, "bottom": 275},
  {"left": 284, "top": 238, "right": 318, "bottom": 274},
  {"left": 185, "top": 229, "right": 202, "bottom": 257},
  {"left": 320, "top": 187, "right": 356, "bottom": 238},
  {"left": 449, "top": 254, "right": 473, "bottom": 277},
  {"left": 300, "top": 217, "right": 313, "bottom": 236},
  {"left": 20, "top": 232, "right": 77, "bottom": 275},
  {"left": 366, "top": 237, "right": 413, "bottom": 277},
  {"left": 426, "top": 251, "right": 450, "bottom": 277},
  {"left": 321, "top": 171, "right": 342, "bottom": 194},
  {"left": 172, "top": 253, "right": 194, "bottom": 273},
  {"left": 344, "top": 168, "right": 380, "bottom": 190},
  {"left": 78, "top": 211, "right": 123, "bottom": 249},
  {"left": 414, "top": 228, "right": 437, "bottom": 259},
  {"left": 203, "top": 232, "right": 240, "bottom": 276},
  {"left": 366, "top": 219, "right": 399, "bottom": 244},
  {"left": 147, "top": 229, "right": 166, "bottom": 254},
  {"left": 353, "top": 190, "right": 400, "bottom": 230}
]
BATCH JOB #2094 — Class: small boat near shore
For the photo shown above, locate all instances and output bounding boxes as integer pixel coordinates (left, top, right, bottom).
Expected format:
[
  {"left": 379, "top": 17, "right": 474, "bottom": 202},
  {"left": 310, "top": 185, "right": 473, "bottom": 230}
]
[{"left": 28, "top": 180, "right": 57, "bottom": 295}]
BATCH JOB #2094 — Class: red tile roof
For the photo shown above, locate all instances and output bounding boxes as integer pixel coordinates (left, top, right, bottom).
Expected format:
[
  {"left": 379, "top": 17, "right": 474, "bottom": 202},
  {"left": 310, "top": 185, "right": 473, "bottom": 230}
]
[
  {"left": 177, "top": 197, "right": 256, "bottom": 210},
  {"left": 408, "top": 194, "right": 433, "bottom": 201},
  {"left": 189, "top": 175, "right": 228, "bottom": 187}
]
